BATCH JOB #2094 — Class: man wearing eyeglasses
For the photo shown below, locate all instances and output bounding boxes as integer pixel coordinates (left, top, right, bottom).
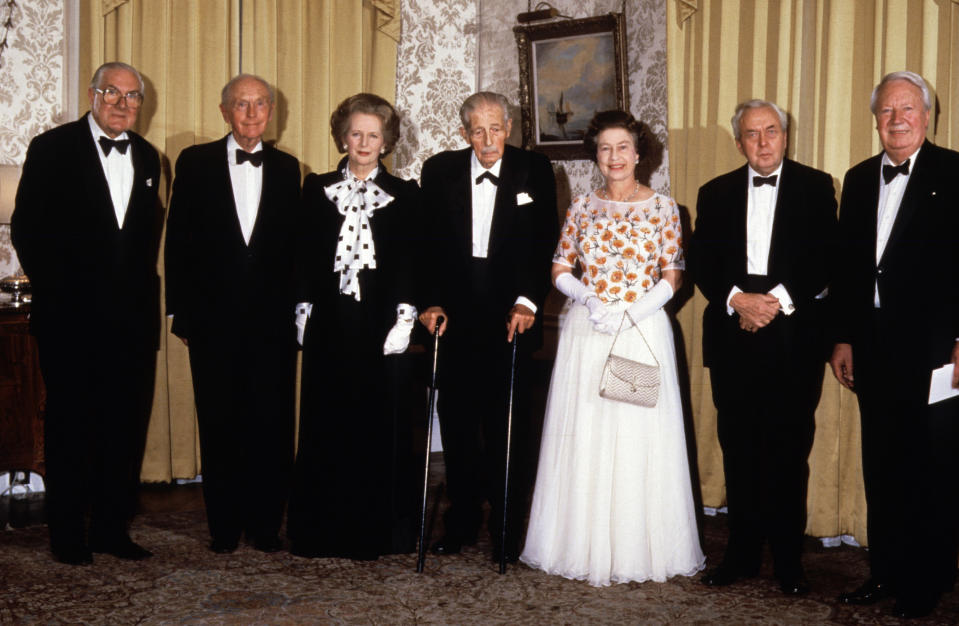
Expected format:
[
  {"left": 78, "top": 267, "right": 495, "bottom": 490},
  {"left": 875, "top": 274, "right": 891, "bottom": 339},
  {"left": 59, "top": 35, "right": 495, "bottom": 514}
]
[
  {"left": 12, "top": 62, "right": 161, "bottom": 565},
  {"left": 164, "top": 74, "right": 300, "bottom": 555}
]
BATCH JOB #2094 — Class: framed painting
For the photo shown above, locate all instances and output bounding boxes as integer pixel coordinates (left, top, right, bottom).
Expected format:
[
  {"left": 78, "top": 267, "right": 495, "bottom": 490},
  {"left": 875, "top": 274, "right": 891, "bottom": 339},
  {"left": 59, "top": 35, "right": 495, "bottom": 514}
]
[{"left": 513, "top": 13, "right": 629, "bottom": 161}]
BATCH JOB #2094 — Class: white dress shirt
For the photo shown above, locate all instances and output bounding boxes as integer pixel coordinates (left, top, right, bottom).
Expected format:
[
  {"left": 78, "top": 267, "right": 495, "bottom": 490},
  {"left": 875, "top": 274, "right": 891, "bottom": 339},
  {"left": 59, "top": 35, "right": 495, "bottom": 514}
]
[
  {"left": 874, "top": 146, "right": 921, "bottom": 307},
  {"left": 470, "top": 152, "right": 501, "bottom": 259},
  {"left": 468, "top": 152, "right": 536, "bottom": 313},
  {"left": 88, "top": 114, "right": 134, "bottom": 228},
  {"left": 226, "top": 134, "right": 264, "bottom": 245},
  {"left": 726, "top": 163, "right": 794, "bottom": 315}
]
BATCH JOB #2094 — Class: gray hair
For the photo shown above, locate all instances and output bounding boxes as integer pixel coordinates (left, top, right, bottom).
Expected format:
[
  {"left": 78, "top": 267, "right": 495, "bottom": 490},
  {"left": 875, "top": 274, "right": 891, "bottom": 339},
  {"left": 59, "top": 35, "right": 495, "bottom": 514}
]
[
  {"left": 870, "top": 71, "right": 931, "bottom": 113},
  {"left": 731, "top": 99, "right": 788, "bottom": 141},
  {"left": 90, "top": 62, "right": 145, "bottom": 94},
  {"left": 459, "top": 91, "right": 512, "bottom": 130},
  {"left": 220, "top": 74, "right": 276, "bottom": 108}
]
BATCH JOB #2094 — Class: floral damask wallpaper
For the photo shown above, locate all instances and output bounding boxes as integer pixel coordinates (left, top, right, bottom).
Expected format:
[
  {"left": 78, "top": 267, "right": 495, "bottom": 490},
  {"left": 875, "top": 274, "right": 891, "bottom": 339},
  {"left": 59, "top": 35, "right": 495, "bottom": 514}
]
[
  {"left": 394, "top": 0, "right": 668, "bottom": 211},
  {"left": 479, "top": 0, "right": 669, "bottom": 204},
  {"left": 392, "top": 0, "right": 477, "bottom": 180},
  {"left": 0, "top": 0, "right": 64, "bottom": 278}
]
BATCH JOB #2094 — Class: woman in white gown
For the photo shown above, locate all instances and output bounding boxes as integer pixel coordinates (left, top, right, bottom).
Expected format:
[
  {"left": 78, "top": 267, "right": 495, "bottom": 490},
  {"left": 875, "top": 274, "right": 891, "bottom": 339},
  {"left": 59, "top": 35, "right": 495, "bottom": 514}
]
[{"left": 520, "top": 111, "right": 705, "bottom": 587}]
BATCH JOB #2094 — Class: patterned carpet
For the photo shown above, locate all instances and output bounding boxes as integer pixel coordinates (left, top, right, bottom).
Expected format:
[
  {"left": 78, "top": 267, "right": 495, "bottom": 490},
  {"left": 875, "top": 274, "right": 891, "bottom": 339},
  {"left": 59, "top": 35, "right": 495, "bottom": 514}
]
[{"left": 2, "top": 493, "right": 958, "bottom": 625}]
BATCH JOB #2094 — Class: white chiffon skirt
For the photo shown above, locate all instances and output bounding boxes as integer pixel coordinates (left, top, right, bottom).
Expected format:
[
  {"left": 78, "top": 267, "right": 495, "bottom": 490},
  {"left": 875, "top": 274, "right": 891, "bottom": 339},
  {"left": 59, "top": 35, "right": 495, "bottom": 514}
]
[{"left": 520, "top": 302, "right": 705, "bottom": 587}]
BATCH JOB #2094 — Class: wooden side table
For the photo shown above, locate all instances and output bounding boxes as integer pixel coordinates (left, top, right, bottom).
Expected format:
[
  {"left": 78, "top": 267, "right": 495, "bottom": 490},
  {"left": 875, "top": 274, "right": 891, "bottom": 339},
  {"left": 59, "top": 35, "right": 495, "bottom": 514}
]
[{"left": 0, "top": 298, "right": 45, "bottom": 476}]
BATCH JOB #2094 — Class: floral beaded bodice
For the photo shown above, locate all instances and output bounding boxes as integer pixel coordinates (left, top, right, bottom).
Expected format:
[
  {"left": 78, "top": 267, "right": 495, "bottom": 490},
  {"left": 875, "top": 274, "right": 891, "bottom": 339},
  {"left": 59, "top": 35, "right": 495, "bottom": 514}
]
[{"left": 554, "top": 191, "right": 684, "bottom": 305}]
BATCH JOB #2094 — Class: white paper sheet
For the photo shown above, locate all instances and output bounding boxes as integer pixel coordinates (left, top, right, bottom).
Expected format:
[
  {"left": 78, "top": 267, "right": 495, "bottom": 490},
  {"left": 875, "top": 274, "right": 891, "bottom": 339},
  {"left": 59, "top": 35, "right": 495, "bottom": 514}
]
[{"left": 928, "top": 363, "right": 959, "bottom": 405}]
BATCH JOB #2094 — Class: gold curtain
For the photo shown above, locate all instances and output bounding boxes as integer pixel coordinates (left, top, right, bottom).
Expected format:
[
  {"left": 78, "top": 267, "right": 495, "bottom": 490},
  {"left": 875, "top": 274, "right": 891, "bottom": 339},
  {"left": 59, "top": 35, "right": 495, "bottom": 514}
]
[
  {"left": 667, "top": 0, "right": 959, "bottom": 544},
  {"left": 79, "top": 0, "right": 398, "bottom": 482},
  {"left": 238, "top": 0, "right": 398, "bottom": 174}
]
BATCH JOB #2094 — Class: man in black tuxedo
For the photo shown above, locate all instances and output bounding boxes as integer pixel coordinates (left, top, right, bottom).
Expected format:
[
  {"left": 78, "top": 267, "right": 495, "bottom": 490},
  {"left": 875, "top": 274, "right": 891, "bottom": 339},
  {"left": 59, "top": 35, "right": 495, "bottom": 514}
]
[
  {"left": 830, "top": 71, "right": 959, "bottom": 619},
  {"left": 419, "top": 91, "right": 557, "bottom": 561},
  {"left": 165, "top": 74, "right": 300, "bottom": 554},
  {"left": 689, "top": 100, "right": 838, "bottom": 594},
  {"left": 12, "top": 62, "right": 161, "bottom": 565}
]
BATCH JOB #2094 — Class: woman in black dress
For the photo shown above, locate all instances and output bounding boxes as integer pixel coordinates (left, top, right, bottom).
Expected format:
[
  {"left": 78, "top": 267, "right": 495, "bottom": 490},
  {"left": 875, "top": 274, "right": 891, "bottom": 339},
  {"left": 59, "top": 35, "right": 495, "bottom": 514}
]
[{"left": 288, "top": 93, "right": 422, "bottom": 559}]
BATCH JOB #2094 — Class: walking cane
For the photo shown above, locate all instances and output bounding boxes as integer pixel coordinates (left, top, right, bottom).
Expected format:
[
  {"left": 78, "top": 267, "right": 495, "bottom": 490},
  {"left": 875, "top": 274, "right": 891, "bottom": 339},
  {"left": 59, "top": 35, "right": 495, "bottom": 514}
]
[
  {"left": 416, "top": 315, "right": 444, "bottom": 573},
  {"left": 499, "top": 332, "right": 519, "bottom": 574}
]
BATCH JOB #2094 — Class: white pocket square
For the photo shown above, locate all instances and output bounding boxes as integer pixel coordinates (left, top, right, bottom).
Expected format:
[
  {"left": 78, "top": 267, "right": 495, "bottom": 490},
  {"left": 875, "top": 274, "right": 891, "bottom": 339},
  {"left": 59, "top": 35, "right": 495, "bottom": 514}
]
[
  {"left": 516, "top": 192, "right": 533, "bottom": 205},
  {"left": 146, "top": 178, "right": 153, "bottom": 187}
]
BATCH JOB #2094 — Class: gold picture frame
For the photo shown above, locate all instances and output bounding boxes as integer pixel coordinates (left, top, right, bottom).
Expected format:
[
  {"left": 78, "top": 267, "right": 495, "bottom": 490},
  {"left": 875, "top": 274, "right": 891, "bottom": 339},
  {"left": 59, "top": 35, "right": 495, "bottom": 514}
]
[{"left": 513, "top": 13, "right": 629, "bottom": 161}]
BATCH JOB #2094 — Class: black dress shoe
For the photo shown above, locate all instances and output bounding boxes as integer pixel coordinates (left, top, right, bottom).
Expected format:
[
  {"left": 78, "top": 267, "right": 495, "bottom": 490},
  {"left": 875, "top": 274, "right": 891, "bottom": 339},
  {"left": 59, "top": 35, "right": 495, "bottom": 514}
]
[
  {"left": 209, "top": 538, "right": 239, "bottom": 554},
  {"left": 253, "top": 536, "right": 283, "bottom": 553},
  {"left": 90, "top": 536, "right": 153, "bottom": 560},
  {"left": 779, "top": 575, "right": 810, "bottom": 596},
  {"left": 891, "top": 596, "right": 938, "bottom": 619},
  {"left": 53, "top": 546, "right": 93, "bottom": 565},
  {"left": 701, "top": 565, "right": 757, "bottom": 587},
  {"left": 837, "top": 579, "right": 893, "bottom": 605},
  {"left": 430, "top": 538, "right": 463, "bottom": 555}
]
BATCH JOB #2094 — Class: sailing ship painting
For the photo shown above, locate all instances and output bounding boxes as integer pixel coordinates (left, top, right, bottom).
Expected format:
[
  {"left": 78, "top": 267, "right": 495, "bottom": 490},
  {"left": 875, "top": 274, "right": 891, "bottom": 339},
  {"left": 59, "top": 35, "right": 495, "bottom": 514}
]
[
  {"left": 533, "top": 32, "right": 617, "bottom": 144},
  {"left": 548, "top": 92, "right": 574, "bottom": 139}
]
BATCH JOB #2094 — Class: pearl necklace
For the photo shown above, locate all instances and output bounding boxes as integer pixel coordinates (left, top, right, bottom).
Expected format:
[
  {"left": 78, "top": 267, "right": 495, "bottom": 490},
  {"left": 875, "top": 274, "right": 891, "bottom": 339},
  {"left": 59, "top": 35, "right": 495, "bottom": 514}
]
[{"left": 601, "top": 182, "right": 641, "bottom": 203}]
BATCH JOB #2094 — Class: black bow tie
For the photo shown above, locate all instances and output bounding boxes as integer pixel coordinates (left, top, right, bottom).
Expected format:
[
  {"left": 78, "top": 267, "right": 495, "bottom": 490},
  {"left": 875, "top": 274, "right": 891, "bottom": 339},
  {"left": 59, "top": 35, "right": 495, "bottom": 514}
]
[
  {"left": 475, "top": 171, "right": 499, "bottom": 186},
  {"left": 882, "top": 159, "right": 910, "bottom": 184},
  {"left": 753, "top": 175, "right": 777, "bottom": 187},
  {"left": 98, "top": 136, "right": 130, "bottom": 156},
  {"left": 236, "top": 149, "right": 264, "bottom": 167}
]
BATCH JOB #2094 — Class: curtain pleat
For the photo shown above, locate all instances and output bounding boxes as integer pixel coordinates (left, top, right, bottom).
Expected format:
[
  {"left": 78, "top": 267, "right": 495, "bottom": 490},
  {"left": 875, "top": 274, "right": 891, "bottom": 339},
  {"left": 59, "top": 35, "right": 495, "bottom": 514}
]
[
  {"left": 79, "top": 0, "right": 397, "bottom": 482},
  {"left": 668, "top": 0, "right": 959, "bottom": 545}
]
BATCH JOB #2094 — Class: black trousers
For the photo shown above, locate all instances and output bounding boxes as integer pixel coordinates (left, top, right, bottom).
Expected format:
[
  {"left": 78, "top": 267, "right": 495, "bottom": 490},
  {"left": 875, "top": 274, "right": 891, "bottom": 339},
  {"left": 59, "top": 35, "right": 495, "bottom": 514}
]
[
  {"left": 709, "top": 292, "right": 823, "bottom": 580},
  {"left": 436, "top": 260, "right": 535, "bottom": 552},
  {"left": 37, "top": 332, "right": 155, "bottom": 553},
  {"left": 188, "top": 332, "right": 295, "bottom": 545},
  {"left": 853, "top": 310, "right": 959, "bottom": 602}
]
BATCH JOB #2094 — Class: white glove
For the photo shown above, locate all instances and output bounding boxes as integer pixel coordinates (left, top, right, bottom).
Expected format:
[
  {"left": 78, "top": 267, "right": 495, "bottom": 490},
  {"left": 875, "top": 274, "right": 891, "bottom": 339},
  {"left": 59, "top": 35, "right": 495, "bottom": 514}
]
[
  {"left": 295, "top": 302, "right": 312, "bottom": 346},
  {"left": 555, "top": 271, "right": 596, "bottom": 305},
  {"left": 624, "top": 279, "right": 674, "bottom": 326},
  {"left": 555, "top": 272, "right": 618, "bottom": 334},
  {"left": 587, "top": 302, "right": 620, "bottom": 335},
  {"left": 383, "top": 303, "right": 417, "bottom": 355}
]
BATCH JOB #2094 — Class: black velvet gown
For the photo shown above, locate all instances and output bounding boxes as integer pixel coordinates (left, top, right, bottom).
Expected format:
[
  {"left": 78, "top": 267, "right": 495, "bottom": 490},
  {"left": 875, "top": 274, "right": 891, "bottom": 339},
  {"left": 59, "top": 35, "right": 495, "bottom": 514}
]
[{"left": 287, "top": 161, "right": 425, "bottom": 559}]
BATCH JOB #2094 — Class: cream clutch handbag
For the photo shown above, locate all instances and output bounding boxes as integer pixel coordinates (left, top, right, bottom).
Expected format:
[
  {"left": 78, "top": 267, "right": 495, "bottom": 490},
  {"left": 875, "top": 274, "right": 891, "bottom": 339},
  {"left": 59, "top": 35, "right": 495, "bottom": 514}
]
[{"left": 599, "top": 313, "right": 660, "bottom": 407}]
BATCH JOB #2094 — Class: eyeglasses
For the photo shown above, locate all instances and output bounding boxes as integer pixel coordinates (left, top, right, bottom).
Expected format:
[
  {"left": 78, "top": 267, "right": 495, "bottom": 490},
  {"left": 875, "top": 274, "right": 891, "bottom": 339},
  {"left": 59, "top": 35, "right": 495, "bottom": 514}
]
[
  {"left": 94, "top": 86, "right": 144, "bottom": 108},
  {"left": 232, "top": 99, "right": 272, "bottom": 113}
]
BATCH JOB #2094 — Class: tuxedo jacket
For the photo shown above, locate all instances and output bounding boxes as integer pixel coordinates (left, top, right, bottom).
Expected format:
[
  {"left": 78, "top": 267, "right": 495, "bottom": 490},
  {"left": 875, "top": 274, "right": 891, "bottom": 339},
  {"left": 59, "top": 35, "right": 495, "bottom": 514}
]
[
  {"left": 419, "top": 144, "right": 558, "bottom": 348},
  {"left": 298, "top": 160, "right": 420, "bottom": 336},
  {"left": 165, "top": 135, "right": 301, "bottom": 344},
  {"left": 832, "top": 140, "right": 959, "bottom": 370},
  {"left": 12, "top": 113, "right": 162, "bottom": 346},
  {"left": 690, "top": 158, "right": 838, "bottom": 368}
]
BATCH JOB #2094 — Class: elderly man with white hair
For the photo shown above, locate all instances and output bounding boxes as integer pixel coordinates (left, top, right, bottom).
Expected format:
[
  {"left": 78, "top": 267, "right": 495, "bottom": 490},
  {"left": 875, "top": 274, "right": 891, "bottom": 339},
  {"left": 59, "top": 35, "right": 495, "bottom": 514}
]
[
  {"left": 830, "top": 70, "right": 959, "bottom": 619},
  {"left": 690, "top": 99, "right": 838, "bottom": 596}
]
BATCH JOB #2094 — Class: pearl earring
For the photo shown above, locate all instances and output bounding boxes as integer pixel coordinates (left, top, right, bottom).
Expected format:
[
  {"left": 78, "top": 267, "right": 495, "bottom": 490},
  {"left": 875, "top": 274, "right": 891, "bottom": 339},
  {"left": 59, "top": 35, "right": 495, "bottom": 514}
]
[
  {"left": 380, "top": 148, "right": 385, "bottom": 154},
  {"left": 342, "top": 144, "right": 347, "bottom": 150}
]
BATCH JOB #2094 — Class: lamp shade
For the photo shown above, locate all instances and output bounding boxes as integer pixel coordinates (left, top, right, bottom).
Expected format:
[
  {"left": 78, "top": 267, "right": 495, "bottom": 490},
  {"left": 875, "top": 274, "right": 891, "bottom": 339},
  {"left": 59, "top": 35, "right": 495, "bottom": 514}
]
[{"left": 0, "top": 165, "right": 22, "bottom": 224}]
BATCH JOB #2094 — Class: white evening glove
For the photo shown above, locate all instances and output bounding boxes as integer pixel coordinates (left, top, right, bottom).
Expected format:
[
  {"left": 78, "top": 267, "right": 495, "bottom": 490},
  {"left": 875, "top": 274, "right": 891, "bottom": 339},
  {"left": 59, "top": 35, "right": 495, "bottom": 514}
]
[
  {"left": 591, "top": 280, "right": 674, "bottom": 333},
  {"left": 383, "top": 303, "right": 417, "bottom": 355},
  {"left": 295, "top": 303, "right": 312, "bottom": 346},
  {"left": 555, "top": 271, "right": 618, "bottom": 334},
  {"left": 624, "top": 279, "right": 674, "bottom": 326},
  {"left": 587, "top": 304, "right": 620, "bottom": 335},
  {"left": 555, "top": 271, "right": 595, "bottom": 305}
]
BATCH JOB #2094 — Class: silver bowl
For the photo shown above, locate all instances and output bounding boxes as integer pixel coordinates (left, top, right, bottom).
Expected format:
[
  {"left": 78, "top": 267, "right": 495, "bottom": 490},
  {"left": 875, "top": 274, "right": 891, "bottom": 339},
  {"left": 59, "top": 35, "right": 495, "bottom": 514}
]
[{"left": 0, "top": 275, "right": 31, "bottom": 304}]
